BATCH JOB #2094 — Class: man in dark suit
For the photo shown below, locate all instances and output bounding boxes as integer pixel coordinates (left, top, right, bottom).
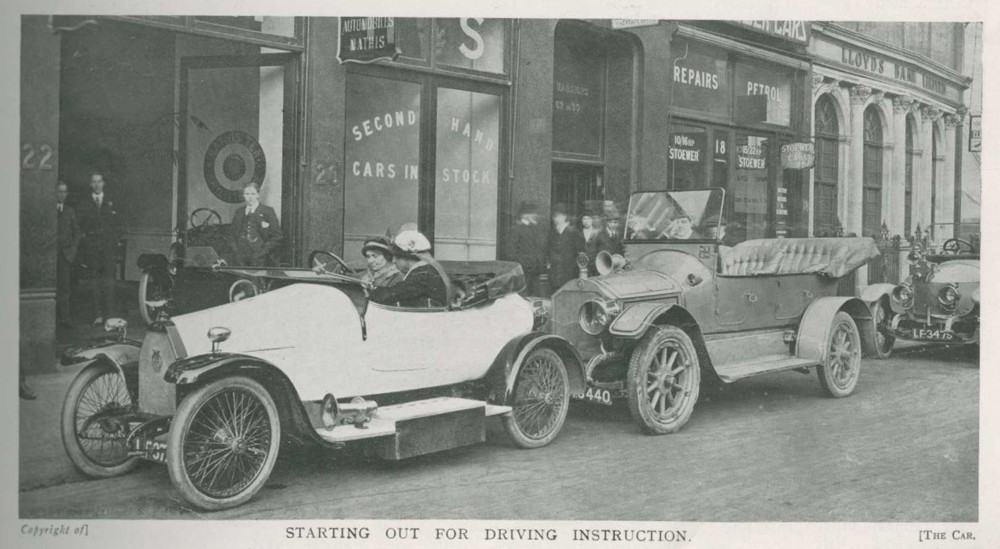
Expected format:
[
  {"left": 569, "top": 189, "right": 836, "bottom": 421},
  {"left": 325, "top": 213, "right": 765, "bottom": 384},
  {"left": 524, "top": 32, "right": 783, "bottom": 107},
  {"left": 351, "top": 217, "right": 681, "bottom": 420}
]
[
  {"left": 76, "top": 172, "right": 123, "bottom": 325},
  {"left": 230, "top": 182, "right": 282, "bottom": 266},
  {"left": 595, "top": 211, "right": 625, "bottom": 257},
  {"left": 508, "top": 202, "right": 546, "bottom": 296},
  {"left": 547, "top": 203, "right": 586, "bottom": 292},
  {"left": 369, "top": 230, "right": 447, "bottom": 308},
  {"left": 56, "top": 181, "right": 81, "bottom": 327}
]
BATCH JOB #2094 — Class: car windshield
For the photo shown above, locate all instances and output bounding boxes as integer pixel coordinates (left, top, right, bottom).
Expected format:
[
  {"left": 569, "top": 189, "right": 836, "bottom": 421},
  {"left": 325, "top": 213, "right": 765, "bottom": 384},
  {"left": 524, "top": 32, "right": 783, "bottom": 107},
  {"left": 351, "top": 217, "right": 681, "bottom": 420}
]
[{"left": 625, "top": 189, "right": 725, "bottom": 241}]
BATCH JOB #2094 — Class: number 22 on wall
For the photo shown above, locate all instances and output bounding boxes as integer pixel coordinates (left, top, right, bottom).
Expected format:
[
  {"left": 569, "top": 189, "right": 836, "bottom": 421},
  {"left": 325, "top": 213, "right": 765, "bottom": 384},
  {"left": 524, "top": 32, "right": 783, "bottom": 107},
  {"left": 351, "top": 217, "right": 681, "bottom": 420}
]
[{"left": 22, "top": 143, "right": 55, "bottom": 170}]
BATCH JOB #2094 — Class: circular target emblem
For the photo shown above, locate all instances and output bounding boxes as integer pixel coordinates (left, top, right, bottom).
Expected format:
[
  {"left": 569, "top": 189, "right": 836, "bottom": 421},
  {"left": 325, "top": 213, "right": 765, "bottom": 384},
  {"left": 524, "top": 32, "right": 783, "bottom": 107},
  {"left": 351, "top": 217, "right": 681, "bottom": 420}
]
[{"left": 203, "top": 131, "right": 267, "bottom": 203}]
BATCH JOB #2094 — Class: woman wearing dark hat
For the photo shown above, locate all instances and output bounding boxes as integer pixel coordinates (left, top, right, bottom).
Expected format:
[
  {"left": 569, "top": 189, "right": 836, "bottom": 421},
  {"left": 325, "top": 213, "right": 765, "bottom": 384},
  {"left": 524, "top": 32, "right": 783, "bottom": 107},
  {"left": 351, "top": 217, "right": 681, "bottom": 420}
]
[
  {"left": 360, "top": 236, "right": 403, "bottom": 289},
  {"left": 368, "top": 230, "right": 448, "bottom": 307}
]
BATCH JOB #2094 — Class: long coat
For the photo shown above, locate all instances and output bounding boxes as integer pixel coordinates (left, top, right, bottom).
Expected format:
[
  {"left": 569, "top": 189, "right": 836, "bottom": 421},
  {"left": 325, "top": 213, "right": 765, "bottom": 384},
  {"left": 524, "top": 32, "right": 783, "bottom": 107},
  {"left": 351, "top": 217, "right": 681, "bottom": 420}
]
[
  {"left": 509, "top": 221, "right": 547, "bottom": 277},
  {"left": 230, "top": 204, "right": 283, "bottom": 266},
  {"left": 547, "top": 225, "right": 585, "bottom": 291},
  {"left": 76, "top": 194, "right": 123, "bottom": 267},
  {"left": 595, "top": 227, "right": 625, "bottom": 257}
]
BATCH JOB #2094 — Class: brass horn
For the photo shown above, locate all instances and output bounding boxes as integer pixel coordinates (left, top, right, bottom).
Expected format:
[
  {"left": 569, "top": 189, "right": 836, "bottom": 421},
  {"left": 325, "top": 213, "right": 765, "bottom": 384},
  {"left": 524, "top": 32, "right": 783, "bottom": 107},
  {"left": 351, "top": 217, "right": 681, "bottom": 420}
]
[{"left": 596, "top": 251, "right": 627, "bottom": 276}]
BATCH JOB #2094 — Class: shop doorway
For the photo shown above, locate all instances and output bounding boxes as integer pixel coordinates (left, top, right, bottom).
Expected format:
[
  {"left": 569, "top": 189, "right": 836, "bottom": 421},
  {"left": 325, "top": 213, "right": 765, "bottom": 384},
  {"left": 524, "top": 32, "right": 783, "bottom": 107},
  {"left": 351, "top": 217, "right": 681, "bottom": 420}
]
[
  {"left": 551, "top": 163, "right": 604, "bottom": 222},
  {"left": 179, "top": 53, "right": 299, "bottom": 265}
]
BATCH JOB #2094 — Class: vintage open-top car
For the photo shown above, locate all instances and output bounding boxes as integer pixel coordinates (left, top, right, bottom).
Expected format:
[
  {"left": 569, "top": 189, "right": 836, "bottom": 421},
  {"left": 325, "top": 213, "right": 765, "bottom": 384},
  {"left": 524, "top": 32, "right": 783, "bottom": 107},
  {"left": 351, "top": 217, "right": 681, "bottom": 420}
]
[
  {"left": 545, "top": 188, "right": 886, "bottom": 434},
  {"left": 867, "top": 237, "right": 980, "bottom": 355},
  {"left": 61, "top": 255, "right": 581, "bottom": 510}
]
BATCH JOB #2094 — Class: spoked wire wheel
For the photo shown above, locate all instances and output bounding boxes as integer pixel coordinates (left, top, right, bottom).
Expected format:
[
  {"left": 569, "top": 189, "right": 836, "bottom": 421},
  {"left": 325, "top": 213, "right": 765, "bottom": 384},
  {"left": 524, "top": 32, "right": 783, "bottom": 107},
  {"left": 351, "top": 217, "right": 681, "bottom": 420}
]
[
  {"left": 870, "top": 297, "right": 895, "bottom": 359},
  {"left": 167, "top": 376, "right": 281, "bottom": 511},
  {"left": 626, "top": 325, "right": 701, "bottom": 435},
  {"left": 818, "top": 312, "right": 862, "bottom": 397},
  {"left": 502, "top": 347, "right": 570, "bottom": 448},
  {"left": 60, "top": 362, "right": 139, "bottom": 477}
]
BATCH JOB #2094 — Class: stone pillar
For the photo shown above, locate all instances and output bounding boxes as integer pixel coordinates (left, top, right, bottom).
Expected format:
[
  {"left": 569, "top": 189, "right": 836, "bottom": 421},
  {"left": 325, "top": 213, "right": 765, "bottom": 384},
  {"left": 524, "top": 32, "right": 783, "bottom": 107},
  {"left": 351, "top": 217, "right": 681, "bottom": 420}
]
[
  {"left": 889, "top": 96, "right": 913, "bottom": 236},
  {"left": 847, "top": 85, "right": 872, "bottom": 238},
  {"left": 916, "top": 105, "right": 939, "bottom": 232},
  {"left": 940, "top": 112, "right": 961, "bottom": 242}
]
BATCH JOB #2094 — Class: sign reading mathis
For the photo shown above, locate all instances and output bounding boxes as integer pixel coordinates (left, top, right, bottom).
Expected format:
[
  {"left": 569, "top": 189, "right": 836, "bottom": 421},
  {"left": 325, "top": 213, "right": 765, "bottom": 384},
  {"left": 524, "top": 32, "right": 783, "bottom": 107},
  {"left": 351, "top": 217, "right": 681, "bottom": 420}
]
[{"left": 338, "top": 17, "right": 399, "bottom": 64}]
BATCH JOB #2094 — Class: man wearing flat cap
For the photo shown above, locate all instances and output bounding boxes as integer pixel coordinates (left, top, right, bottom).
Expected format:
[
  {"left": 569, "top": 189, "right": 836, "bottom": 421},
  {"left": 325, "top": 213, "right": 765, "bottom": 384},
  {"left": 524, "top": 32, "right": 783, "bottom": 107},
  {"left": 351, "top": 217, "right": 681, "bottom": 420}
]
[{"left": 368, "top": 230, "right": 448, "bottom": 307}]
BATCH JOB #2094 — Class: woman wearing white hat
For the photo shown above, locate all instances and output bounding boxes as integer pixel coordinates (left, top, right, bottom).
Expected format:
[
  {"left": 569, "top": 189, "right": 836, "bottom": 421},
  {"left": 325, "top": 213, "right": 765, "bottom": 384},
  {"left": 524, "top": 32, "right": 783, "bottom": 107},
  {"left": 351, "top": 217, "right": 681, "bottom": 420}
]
[{"left": 368, "top": 230, "right": 448, "bottom": 307}]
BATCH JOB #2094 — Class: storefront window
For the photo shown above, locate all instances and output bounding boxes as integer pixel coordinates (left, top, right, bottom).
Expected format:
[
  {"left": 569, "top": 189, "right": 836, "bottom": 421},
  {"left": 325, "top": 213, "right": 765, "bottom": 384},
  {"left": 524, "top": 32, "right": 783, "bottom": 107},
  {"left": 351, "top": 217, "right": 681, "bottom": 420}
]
[
  {"left": 669, "top": 38, "right": 731, "bottom": 118},
  {"left": 434, "top": 88, "right": 501, "bottom": 260},
  {"left": 813, "top": 95, "right": 840, "bottom": 236},
  {"left": 195, "top": 16, "right": 297, "bottom": 38},
  {"left": 730, "top": 133, "right": 771, "bottom": 242},
  {"left": 668, "top": 124, "right": 707, "bottom": 190},
  {"left": 433, "top": 19, "right": 506, "bottom": 74},
  {"left": 862, "top": 106, "right": 884, "bottom": 237},
  {"left": 553, "top": 29, "right": 604, "bottom": 157},
  {"left": 396, "top": 18, "right": 430, "bottom": 62},
  {"left": 343, "top": 74, "right": 421, "bottom": 261},
  {"left": 735, "top": 60, "right": 792, "bottom": 126}
]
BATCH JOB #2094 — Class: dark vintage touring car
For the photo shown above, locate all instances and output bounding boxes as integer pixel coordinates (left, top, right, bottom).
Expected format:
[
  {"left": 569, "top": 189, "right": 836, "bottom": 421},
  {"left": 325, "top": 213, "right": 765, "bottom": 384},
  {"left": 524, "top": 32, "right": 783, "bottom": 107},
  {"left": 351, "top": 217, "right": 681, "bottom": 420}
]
[
  {"left": 543, "top": 188, "right": 889, "bottom": 434},
  {"left": 61, "top": 256, "right": 580, "bottom": 511}
]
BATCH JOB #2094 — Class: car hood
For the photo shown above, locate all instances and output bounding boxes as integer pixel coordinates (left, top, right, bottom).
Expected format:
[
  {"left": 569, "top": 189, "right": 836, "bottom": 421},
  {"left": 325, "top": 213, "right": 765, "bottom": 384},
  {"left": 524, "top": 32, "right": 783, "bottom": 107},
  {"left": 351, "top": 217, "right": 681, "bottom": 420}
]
[
  {"left": 929, "top": 260, "right": 979, "bottom": 283},
  {"left": 564, "top": 269, "right": 679, "bottom": 301}
]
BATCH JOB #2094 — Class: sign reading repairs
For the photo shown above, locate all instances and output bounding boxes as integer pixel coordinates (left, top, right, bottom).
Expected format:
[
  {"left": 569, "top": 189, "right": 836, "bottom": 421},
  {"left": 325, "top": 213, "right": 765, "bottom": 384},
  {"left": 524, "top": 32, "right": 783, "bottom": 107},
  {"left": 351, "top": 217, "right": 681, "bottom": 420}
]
[{"left": 337, "top": 17, "right": 399, "bottom": 64}]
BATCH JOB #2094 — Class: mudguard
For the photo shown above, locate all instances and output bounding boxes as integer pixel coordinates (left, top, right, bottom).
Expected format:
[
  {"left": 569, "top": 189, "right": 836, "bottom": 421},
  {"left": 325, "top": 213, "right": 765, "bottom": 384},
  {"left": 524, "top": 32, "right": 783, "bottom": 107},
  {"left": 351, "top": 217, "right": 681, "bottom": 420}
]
[
  {"left": 163, "top": 352, "right": 339, "bottom": 449},
  {"left": 796, "top": 296, "right": 873, "bottom": 363},
  {"left": 609, "top": 302, "right": 676, "bottom": 338},
  {"left": 483, "top": 332, "right": 585, "bottom": 405},
  {"left": 62, "top": 339, "right": 141, "bottom": 399},
  {"left": 859, "top": 283, "right": 896, "bottom": 303}
]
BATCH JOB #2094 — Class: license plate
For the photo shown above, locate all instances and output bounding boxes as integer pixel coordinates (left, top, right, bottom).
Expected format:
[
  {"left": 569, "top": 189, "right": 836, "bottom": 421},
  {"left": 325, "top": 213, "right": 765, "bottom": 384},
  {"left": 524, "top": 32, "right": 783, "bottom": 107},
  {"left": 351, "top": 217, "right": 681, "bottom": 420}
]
[
  {"left": 911, "top": 328, "right": 955, "bottom": 341},
  {"left": 571, "top": 387, "right": 614, "bottom": 406},
  {"left": 129, "top": 437, "right": 167, "bottom": 463}
]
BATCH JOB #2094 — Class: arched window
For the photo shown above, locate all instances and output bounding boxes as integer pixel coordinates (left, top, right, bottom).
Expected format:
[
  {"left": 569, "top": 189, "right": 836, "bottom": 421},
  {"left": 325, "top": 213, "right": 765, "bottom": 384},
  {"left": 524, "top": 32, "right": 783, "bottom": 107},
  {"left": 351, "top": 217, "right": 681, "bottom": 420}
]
[
  {"left": 904, "top": 115, "right": 917, "bottom": 235},
  {"left": 862, "top": 105, "right": 884, "bottom": 237},
  {"left": 813, "top": 95, "right": 839, "bottom": 236}
]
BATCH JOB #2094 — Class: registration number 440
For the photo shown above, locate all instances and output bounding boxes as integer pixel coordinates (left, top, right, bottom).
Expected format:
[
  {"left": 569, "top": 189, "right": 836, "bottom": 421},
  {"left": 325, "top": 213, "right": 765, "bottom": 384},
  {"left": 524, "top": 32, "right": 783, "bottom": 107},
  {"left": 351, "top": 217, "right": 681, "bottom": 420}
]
[{"left": 571, "top": 387, "right": 614, "bottom": 406}]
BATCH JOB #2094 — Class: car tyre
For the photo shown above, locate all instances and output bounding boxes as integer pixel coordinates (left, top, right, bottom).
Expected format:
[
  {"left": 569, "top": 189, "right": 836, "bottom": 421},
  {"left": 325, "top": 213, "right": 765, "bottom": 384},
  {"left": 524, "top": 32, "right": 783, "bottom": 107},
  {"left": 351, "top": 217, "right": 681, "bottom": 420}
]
[
  {"left": 167, "top": 376, "right": 281, "bottom": 511},
  {"left": 61, "top": 362, "right": 140, "bottom": 478},
  {"left": 502, "top": 347, "right": 570, "bottom": 449},
  {"left": 138, "top": 269, "right": 169, "bottom": 328},
  {"left": 869, "top": 297, "right": 895, "bottom": 359},
  {"left": 817, "top": 312, "right": 862, "bottom": 398},
  {"left": 626, "top": 325, "right": 701, "bottom": 435}
]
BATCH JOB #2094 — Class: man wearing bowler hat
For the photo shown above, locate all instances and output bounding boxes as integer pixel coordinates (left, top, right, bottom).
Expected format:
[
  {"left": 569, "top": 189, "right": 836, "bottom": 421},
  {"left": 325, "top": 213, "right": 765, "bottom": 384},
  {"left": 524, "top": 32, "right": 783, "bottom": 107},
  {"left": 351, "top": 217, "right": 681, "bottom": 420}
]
[
  {"left": 368, "top": 230, "right": 448, "bottom": 308},
  {"left": 547, "top": 203, "right": 585, "bottom": 292},
  {"left": 595, "top": 209, "right": 625, "bottom": 257},
  {"left": 508, "top": 202, "right": 546, "bottom": 296}
]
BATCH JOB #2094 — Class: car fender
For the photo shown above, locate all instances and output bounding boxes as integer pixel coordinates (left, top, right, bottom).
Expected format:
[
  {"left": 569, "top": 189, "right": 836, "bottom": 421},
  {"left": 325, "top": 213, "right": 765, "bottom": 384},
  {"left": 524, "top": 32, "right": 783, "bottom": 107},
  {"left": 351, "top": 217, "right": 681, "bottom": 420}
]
[
  {"left": 609, "top": 302, "right": 677, "bottom": 338},
  {"left": 859, "top": 283, "right": 895, "bottom": 304},
  {"left": 163, "top": 352, "right": 339, "bottom": 448},
  {"left": 63, "top": 342, "right": 141, "bottom": 400},
  {"left": 797, "top": 296, "right": 874, "bottom": 362},
  {"left": 484, "top": 332, "right": 585, "bottom": 405}
]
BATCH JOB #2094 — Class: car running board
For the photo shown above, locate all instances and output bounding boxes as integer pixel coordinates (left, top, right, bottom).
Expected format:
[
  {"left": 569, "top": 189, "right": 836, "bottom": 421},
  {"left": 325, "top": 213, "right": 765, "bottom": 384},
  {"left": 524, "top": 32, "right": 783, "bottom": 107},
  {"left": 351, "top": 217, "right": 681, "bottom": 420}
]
[
  {"left": 314, "top": 397, "right": 512, "bottom": 459},
  {"left": 713, "top": 355, "right": 819, "bottom": 383}
]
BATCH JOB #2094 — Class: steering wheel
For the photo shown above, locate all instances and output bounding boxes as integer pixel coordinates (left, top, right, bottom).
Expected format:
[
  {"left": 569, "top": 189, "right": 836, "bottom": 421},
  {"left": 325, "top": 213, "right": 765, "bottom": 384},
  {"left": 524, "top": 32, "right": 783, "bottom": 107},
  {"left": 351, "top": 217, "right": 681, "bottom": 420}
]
[
  {"left": 190, "top": 207, "right": 222, "bottom": 229},
  {"left": 309, "top": 249, "right": 350, "bottom": 275},
  {"left": 941, "top": 238, "right": 974, "bottom": 255}
]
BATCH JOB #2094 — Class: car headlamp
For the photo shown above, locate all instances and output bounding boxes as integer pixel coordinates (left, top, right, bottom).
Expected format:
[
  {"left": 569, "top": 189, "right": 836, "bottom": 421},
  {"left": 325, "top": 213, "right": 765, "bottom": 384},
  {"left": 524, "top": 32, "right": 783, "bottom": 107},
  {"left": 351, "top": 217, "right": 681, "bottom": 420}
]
[
  {"left": 938, "top": 284, "right": 960, "bottom": 308},
  {"left": 578, "top": 299, "right": 622, "bottom": 336},
  {"left": 892, "top": 283, "right": 914, "bottom": 307}
]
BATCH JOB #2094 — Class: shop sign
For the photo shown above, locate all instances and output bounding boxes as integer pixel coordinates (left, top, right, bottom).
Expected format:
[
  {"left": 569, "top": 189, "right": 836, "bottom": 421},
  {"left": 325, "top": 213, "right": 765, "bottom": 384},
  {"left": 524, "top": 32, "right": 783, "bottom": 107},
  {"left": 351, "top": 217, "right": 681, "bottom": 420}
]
[
  {"left": 969, "top": 115, "right": 981, "bottom": 152},
  {"left": 337, "top": 17, "right": 399, "bottom": 64},
  {"left": 670, "top": 38, "right": 731, "bottom": 118},
  {"left": 669, "top": 133, "right": 704, "bottom": 164},
  {"left": 780, "top": 142, "right": 815, "bottom": 169},
  {"left": 553, "top": 33, "right": 603, "bottom": 156},
  {"left": 730, "top": 21, "right": 810, "bottom": 45},
  {"left": 612, "top": 19, "right": 658, "bottom": 30},
  {"left": 735, "top": 61, "right": 792, "bottom": 126},
  {"left": 834, "top": 43, "right": 952, "bottom": 98},
  {"left": 737, "top": 142, "right": 767, "bottom": 170}
]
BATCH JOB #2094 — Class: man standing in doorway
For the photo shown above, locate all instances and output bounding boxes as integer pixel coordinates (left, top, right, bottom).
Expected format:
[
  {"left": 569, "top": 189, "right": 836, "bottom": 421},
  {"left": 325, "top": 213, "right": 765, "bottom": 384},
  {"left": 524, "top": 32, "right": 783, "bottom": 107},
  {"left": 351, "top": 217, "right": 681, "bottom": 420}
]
[
  {"left": 231, "top": 182, "right": 282, "bottom": 266},
  {"left": 547, "top": 203, "right": 585, "bottom": 293},
  {"left": 509, "top": 202, "right": 546, "bottom": 296},
  {"left": 56, "top": 181, "right": 81, "bottom": 327},
  {"left": 77, "top": 172, "right": 123, "bottom": 325}
]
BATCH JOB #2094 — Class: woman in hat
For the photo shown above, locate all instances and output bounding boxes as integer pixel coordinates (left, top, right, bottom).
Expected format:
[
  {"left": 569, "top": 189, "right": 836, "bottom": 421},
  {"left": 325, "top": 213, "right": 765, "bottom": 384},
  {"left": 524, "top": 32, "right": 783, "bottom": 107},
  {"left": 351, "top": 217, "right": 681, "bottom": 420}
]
[
  {"left": 360, "top": 236, "right": 403, "bottom": 289},
  {"left": 368, "top": 230, "right": 448, "bottom": 307}
]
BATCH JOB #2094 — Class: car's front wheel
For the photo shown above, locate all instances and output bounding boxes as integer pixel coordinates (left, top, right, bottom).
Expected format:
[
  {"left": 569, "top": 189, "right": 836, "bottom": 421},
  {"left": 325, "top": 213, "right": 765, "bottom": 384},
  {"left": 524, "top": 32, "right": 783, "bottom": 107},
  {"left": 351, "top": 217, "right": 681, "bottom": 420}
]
[
  {"left": 869, "top": 297, "right": 895, "bottom": 359},
  {"left": 626, "top": 325, "right": 701, "bottom": 435},
  {"left": 167, "top": 376, "right": 281, "bottom": 511},
  {"left": 817, "top": 312, "right": 862, "bottom": 397},
  {"left": 60, "top": 362, "right": 140, "bottom": 477},
  {"left": 502, "top": 347, "right": 570, "bottom": 448}
]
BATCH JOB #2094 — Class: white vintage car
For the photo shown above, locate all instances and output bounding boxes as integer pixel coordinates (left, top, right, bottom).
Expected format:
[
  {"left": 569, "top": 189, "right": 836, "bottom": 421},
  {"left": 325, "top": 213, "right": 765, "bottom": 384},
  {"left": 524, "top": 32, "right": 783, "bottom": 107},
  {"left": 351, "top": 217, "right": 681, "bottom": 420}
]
[{"left": 60, "top": 257, "right": 581, "bottom": 511}]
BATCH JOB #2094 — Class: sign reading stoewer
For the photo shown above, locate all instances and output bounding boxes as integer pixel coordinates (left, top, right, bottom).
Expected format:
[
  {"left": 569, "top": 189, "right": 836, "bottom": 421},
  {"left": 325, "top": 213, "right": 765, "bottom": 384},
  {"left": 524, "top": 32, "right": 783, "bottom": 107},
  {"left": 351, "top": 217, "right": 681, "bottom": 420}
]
[
  {"left": 337, "top": 17, "right": 400, "bottom": 64},
  {"left": 780, "top": 142, "right": 816, "bottom": 169}
]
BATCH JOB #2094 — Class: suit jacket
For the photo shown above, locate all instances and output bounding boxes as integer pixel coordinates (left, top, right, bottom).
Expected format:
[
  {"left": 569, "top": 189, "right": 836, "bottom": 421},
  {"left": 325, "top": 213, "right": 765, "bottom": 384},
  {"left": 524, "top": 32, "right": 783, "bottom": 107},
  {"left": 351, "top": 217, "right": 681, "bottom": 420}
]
[
  {"left": 508, "top": 221, "right": 547, "bottom": 276},
  {"left": 595, "top": 228, "right": 625, "bottom": 257},
  {"left": 369, "top": 262, "right": 447, "bottom": 308},
  {"left": 547, "top": 225, "right": 585, "bottom": 290},
  {"left": 230, "top": 204, "right": 283, "bottom": 258},
  {"left": 76, "top": 193, "right": 123, "bottom": 264},
  {"left": 57, "top": 204, "right": 82, "bottom": 263}
]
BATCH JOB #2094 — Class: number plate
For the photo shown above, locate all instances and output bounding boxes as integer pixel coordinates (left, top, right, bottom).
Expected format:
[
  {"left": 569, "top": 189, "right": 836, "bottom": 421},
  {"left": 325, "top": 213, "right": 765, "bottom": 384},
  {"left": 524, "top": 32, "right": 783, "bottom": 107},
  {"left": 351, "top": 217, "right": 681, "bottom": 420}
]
[
  {"left": 910, "top": 328, "right": 955, "bottom": 341},
  {"left": 129, "top": 437, "right": 168, "bottom": 463},
  {"left": 571, "top": 387, "right": 615, "bottom": 406}
]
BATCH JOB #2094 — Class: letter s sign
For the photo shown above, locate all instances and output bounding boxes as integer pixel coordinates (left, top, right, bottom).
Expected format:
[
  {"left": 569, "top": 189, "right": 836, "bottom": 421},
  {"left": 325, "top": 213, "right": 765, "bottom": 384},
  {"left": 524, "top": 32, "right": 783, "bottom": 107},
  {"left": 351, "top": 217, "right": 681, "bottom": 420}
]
[{"left": 459, "top": 18, "right": 485, "bottom": 60}]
